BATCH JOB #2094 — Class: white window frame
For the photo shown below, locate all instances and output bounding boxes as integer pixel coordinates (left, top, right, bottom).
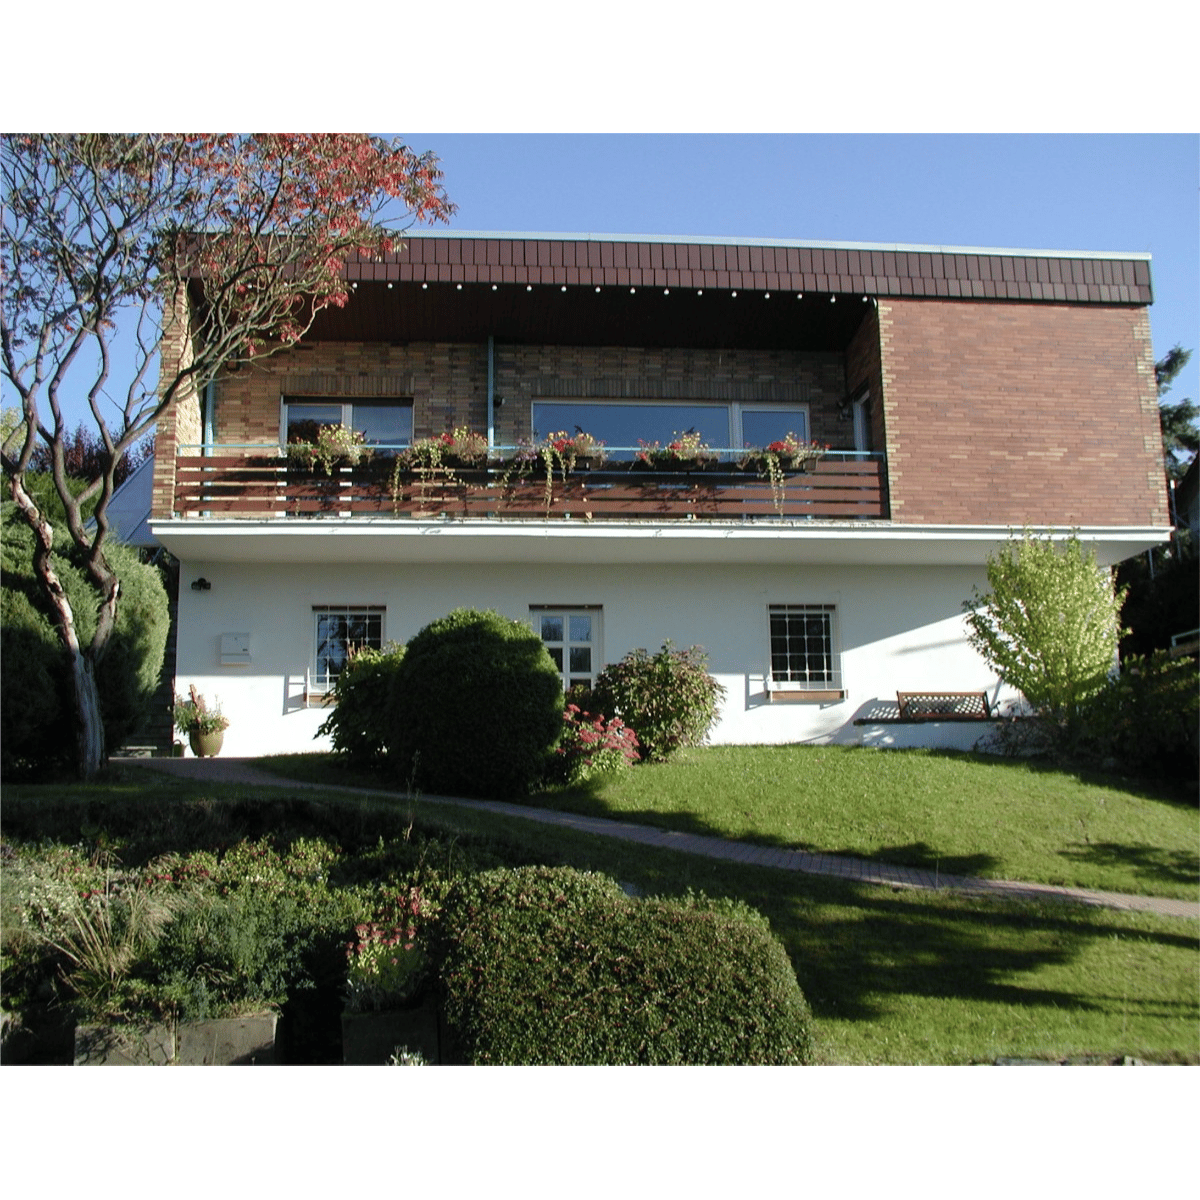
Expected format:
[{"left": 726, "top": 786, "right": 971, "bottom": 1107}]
[
  {"left": 766, "top": 604, "right": 844, "bottom": 701},
  {"left": 531, "top": 605, "right": 603, "bottom": 692},
  {"left": 310, "top": 605, "right": 385, "bottom": 694}
]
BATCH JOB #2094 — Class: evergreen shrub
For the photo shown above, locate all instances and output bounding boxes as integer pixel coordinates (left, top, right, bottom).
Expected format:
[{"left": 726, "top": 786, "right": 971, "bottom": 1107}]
[
  {"left": 1, "top": 502, "right": 170, "bottom": 777},
  {"left": 386, "top": 608, "right": 563, "bottom": 798},
  {"left": 317, "top": 643, "right": 406, "bottom": 764},
  {"left": 590, "top": 641, "right": 725, "bottom": 761},
  {"left": 434, "top": 865, "right": 813, "bottom": 1065}
]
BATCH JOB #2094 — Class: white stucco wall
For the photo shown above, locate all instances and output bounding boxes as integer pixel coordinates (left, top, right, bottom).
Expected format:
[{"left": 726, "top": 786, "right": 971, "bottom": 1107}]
[{"left": 171, "top": 556, "right": 1018, "bottom": 759}]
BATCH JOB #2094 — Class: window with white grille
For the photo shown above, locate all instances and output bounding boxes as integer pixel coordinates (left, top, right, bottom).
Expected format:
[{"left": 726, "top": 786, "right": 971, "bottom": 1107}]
[
  {"left": 532, "top": 606, "right": 601, "bottom": 691},
  {"left": 312, "top": 606, "right": 384, "bottom": 691},
  {"left": 768, "top": 604, "right": 842, "bottom": 692}
]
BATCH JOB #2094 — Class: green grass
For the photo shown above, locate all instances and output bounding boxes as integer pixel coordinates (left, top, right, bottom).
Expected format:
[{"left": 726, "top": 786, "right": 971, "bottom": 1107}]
[
  {"left": 259, "top": 745, "right": 1200, "bottom": 901},
  {"left": 7, "top": 767, "right": 1196, "bottom": 1065}
]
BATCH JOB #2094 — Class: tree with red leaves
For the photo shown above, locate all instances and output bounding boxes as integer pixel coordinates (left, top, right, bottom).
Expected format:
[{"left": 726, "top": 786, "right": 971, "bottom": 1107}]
[{"left": 1, "top": 133, "right": 454, "bottom": 778}]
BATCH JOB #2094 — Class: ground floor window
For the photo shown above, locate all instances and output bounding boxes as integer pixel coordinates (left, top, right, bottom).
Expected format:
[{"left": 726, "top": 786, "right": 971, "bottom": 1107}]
[
  {"left": 312, "top": 605, "right": 384, "bottom": 691},
  {"left": 768, "top": 604, "right": 841, "bottom": 693},
  {"left": 532, "top": 606, "right": 601, "bottom": 691},
  {"left": 284, "top": 398, "right": 413, "bottom": 451}
]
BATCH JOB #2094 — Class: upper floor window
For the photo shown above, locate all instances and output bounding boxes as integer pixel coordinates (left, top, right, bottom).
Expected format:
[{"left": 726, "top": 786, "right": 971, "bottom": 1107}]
[
  {"left": 284, "top": 398, "right": 413, "bottom": 451},
  {"left": 531, "top": 401, "right": 808, "bottom": 459}
]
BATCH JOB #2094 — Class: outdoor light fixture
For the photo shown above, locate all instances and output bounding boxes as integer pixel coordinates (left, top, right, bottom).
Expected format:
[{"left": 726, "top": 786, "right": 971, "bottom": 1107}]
[
  {"left": 595, "top": 286, "right": 601, "bottom": 293},
  {"left": 422, "top": 282, "right": 428, "bottom": 289},
  {"left": 731, "top": 290, "right": 737, "bottom": 297},
  {"left": 630, "top": 287, "right": 636, "bottom": 294},
  {"left": 561, "top": 285, "right": 567, "bottom": 292},
  {"left": 456, "top": 283, "right": 462, "bottom": 290},
  {"left": 830, "top": 296, "right": 837, "bottom": 303},
  {"left": 697, "top": 289, "right": 703, "bottom": 295},
  {"left": 191, "top": 578, "right": 212, "bottom": 592},
  {"left": 764, "top": 292, "right": 770, "bottom": 299}
]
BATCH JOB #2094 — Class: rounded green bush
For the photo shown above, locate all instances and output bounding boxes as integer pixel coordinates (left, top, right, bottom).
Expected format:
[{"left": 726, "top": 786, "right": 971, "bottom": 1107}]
[
  {"left": 385, "top": 608, "right": 564, "bottom": 798},
  {"left": 434, "top": 865, "right": 813, "bottom": 1065},
  {"left": 317, "top": 643, "right": 406, "bottom": 764},
  {"left": 1, "top": 502, "right": 170, "bottom": 777}
]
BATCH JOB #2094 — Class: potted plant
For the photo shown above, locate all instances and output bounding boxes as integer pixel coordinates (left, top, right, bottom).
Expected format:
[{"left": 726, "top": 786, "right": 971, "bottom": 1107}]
[
  {"left": 341, "top": 887, "right": 440, "bottom": 1064},
  {"left": 286, "top": 423, "right": 372, "bottom": 476},
  {"left": 173, "top": 685, "right": 230, "bottom": 757},
  {"left": 634, "top": 431, "right": 719, "bottom": 471},
  {"left": 737, "top": 434, "right": 828, "bottom": 515}
]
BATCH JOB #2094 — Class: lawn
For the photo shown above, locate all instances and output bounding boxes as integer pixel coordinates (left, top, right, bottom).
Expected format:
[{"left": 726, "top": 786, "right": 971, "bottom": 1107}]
[
  {"left": 260, "top": 745, "right": 1200, "bottom": 901},
  {"left": 4, "top": 763, "right": 1197, "bottom": 1065}
]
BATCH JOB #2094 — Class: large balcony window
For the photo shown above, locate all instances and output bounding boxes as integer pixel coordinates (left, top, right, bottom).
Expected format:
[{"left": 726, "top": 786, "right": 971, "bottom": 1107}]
[{"left": 531, "top": 401, "right": 809, "bottom": 457}]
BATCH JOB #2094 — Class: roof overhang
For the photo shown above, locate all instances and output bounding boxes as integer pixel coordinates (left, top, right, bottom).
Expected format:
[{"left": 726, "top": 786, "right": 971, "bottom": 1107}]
[{"left": 150, "top": 518, "right": 1169, "bottom": 570}]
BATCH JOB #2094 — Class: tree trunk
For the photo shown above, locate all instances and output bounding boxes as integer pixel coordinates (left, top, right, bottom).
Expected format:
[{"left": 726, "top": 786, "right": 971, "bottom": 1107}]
[
  {"left": 70, "top": 646, "right": 107, "bottom": 778},
  {"left": 8, "top": 474, "right": 110, "bottom": 779}
]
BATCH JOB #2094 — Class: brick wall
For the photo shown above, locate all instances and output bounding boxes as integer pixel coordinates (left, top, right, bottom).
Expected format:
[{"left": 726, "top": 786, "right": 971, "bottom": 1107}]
[
  {"left": 878, "top": 299, "right": 1168, "bottom": 527},
  {"left": 493, "top": 344, "right": 847, "bottom": 447},
  {"left": 151, "top": 287, "right": 202, "bottom": 521}
]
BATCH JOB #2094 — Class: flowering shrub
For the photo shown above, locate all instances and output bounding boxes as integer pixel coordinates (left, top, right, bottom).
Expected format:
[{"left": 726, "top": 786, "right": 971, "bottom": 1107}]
[
  {"left": 345, "top": 887, "right": 433, "bottom": 1011},
  {"left": 544, "top": 429, "right": 606, "bottom": 465},
  {"left": 554, "top": 704, "right": 640, "bottom": 785},
  {"left": 591, "top": 642, "right": 725, "bottom": 761}
]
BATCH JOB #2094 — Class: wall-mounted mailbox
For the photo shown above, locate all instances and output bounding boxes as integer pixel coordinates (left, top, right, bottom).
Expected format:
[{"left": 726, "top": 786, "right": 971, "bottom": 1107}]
[{"left": 220, "top": 632, "right": 251, "bottom": 666}]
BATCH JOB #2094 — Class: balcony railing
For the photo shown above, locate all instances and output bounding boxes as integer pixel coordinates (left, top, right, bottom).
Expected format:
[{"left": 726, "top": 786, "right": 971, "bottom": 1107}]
[{"left": 171, "top": 447, "right": 888, "bottom": 522}]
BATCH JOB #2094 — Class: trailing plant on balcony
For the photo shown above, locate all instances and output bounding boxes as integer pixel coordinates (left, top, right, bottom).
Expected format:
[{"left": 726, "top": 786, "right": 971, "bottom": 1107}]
[
  {"left": 392, "top": 427, "right": 490, "bottom": 510},
  {"left": 286, "top": 424, "right": 371, "bottom": 475},
  {"left": 737, "top": 434, "right": 827, "bottom": 515},
  {"left": 634, "top": 431, "right": 718, "bottom": 470},
  {"left": 500, "top": 429, "right": 607, "bottom": 514}
]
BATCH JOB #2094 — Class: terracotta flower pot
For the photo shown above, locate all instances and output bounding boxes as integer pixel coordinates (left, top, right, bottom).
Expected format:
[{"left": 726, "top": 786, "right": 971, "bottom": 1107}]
[{"left": 189, "top": 728, "right": 225, "bottom": 758}]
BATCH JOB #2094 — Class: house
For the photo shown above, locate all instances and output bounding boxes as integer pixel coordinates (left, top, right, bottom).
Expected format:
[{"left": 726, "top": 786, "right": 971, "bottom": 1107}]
[{"left": 148, "top": 232, "right": 1169, "bottom": 757}]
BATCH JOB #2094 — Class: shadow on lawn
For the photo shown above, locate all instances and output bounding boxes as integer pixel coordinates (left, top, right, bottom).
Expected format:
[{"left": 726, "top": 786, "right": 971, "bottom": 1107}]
[
  {"left": 722, "top": 869, "right": 1200, "bottom": 1029},
  {"left": 1057, "top": 842, "right": 1200, "bottom": 891}
]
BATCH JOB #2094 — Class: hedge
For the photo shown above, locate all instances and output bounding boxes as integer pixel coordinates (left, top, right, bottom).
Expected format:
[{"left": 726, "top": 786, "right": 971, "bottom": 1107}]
[{"left": 434, "top": 865, "right": 813, "bottom": 1065}]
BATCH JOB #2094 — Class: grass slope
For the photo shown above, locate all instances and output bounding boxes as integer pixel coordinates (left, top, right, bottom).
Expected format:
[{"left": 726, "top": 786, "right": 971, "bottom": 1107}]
[{"left": 4, "top": 771, "right": 1198, "bottom": 1065}]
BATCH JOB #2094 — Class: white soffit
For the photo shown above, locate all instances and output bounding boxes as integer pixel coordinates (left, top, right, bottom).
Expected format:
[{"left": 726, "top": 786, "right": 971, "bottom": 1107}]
[{"left": 149, "top": 519, "right": 1169, "bottom": 569}]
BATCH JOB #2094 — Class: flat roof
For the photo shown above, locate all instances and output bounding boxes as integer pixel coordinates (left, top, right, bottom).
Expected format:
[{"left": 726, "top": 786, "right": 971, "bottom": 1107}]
[{"left": 403, "top": 229, "right": 1153, "bottom": 263}]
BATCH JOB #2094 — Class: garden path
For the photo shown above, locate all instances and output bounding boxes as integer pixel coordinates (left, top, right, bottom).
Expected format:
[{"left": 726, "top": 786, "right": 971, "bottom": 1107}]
[{"left": 119, "top": 756, "right": 1200, "bottom": 921}]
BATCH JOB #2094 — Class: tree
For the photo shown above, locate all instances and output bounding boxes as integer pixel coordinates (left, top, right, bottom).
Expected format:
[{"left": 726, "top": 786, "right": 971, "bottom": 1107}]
[
  {"left": 1, "top": 134, "right": 453, "bottom": 777},
  {"left": 1156, "top": 344, "right": 1197, "bottom": 482},
  {"left": 964, "top": 531, "right": 1126, "bottom": 733}
]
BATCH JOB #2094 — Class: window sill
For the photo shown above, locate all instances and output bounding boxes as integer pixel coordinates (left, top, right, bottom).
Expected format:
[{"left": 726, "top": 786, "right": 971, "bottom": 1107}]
[{"left": 767, "top": 689, "right": 846, "bottom": 703}]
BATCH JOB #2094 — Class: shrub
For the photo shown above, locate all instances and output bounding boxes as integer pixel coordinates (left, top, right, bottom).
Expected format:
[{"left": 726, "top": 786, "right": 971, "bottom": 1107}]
[
  {"left": 549, "top": 703, "right": 640, "bottom": 785},
  {"left": 590, "top": 641, "right": 725, "bottom": 761},
  {"left": 317, "top": 643, "right": 406, "bottom": 764},
  {"left": 964, "top": 531, "right": 1125, "bottom": 741},
  {"left": 434, "top": 865, "right": 813, "bottom": 1065},
  {"left": 1083, "top": 651, "right": 1199, "bottom": 783},
  {"left": 385, "top": 608, "right": 564, "bottom": 798},
  {"left": 1, "top": 501, "right": 170, "bottom": 777}
]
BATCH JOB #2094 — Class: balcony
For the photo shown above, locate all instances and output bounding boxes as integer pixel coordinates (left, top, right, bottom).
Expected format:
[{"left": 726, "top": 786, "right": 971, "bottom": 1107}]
[{"left": 171, "top": 448, "right": 889, "bottom": 523}]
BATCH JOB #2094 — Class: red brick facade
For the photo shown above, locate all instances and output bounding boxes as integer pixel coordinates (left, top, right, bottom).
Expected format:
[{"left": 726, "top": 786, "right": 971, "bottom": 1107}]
[{"left": 877, "top": 299, "right": 1167, "bottom": 527}]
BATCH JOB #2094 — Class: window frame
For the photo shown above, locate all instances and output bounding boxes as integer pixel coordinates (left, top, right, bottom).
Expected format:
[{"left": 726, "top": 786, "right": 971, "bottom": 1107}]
[
  {"left": 310, "top": 604, "right": 385, "bottom": 694},
  {"left": 531, "top": 605, "right": 603, "bottom": 692},
  {"left": 765, "top": 603, "right": 844, "bottom": 702}
]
